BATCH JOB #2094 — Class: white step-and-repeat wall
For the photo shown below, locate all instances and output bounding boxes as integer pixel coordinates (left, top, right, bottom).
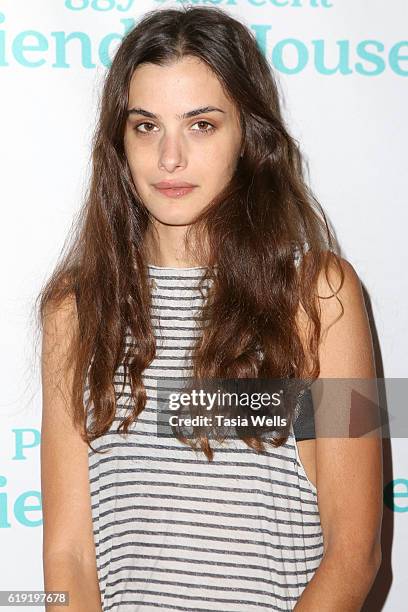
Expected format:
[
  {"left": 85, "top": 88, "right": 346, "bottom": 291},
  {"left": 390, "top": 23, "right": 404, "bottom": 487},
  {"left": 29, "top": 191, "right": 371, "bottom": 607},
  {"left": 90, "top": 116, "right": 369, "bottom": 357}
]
[{"left": 0, "top": 1, "right": 406, "bottom": 610}]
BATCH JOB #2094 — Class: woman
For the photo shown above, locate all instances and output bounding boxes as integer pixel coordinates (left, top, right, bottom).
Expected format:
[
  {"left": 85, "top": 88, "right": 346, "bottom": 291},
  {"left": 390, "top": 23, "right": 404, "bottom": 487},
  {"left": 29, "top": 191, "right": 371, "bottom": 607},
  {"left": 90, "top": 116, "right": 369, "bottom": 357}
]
[{"left": 39, "top": 5, "right": 383, "bottom": 611}]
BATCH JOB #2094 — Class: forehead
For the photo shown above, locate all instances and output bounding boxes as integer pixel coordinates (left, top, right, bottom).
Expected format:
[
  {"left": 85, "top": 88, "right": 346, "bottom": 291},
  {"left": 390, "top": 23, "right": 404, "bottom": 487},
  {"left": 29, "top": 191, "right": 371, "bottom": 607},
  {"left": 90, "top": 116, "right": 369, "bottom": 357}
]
[{"left": 128, "top": 56, "right": 234, "bottom": 110}]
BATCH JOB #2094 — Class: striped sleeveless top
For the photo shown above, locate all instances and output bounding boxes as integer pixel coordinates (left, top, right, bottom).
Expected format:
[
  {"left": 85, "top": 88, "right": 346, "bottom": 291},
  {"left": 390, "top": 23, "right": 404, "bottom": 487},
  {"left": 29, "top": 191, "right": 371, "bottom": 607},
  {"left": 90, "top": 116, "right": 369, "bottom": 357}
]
[{"left": 87, "top": 263, "right": 324, "bottom": 611}]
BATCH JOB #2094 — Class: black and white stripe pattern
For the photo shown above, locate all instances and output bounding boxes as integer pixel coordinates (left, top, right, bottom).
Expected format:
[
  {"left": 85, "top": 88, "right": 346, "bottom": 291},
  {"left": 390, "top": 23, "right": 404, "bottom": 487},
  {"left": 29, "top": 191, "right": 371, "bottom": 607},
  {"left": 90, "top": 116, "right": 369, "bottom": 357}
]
[{"left": 87, "top": 265, "right": 324, "bottom": 611}]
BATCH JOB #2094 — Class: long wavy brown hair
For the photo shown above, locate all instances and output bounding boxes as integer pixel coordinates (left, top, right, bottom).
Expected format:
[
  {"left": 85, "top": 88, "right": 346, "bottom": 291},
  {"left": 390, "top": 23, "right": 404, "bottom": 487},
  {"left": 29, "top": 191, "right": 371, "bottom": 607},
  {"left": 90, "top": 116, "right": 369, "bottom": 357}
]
[{"left": 35, "top": 5, "right": 344, "bottom": 461}]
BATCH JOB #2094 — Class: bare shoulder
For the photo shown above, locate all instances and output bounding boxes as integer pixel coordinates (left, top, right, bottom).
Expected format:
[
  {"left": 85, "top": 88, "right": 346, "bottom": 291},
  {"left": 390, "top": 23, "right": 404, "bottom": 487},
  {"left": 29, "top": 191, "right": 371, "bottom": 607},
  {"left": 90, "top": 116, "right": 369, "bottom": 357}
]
[
  {"left": 41, "top": 294, "right": 78, "bottom": 390},
  {"left": 41, "top": 294, "right": 97, "bottom": 566},
  {"left": 316, "top": 252, "right": 374, "bottom": 378},
  {"left": 296, "top": 251, "right": 372, "bottom": 374},
  {"left": 315, "top": 252, "right": 365, "bottom": 321},
  {"left": 302, "top": 249, "right": 363, "bottom": 305}
]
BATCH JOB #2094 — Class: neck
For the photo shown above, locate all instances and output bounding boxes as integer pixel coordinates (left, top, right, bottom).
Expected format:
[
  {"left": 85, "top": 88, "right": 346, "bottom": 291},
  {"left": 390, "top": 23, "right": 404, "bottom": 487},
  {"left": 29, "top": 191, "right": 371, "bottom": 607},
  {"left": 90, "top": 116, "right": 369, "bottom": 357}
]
[{"left": 143, "top": 219, "right": 208, "bottom": 268}]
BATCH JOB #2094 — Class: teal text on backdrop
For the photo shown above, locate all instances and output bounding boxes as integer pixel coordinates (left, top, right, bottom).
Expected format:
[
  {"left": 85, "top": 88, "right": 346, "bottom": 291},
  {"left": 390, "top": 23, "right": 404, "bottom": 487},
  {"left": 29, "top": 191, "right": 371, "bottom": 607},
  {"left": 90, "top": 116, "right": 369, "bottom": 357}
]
[
  {"left": 63, "top": 0, "right": 335, "bottom": 9},
  {"left": 0, "top": 11, "right": 407, "bottom": 75}
]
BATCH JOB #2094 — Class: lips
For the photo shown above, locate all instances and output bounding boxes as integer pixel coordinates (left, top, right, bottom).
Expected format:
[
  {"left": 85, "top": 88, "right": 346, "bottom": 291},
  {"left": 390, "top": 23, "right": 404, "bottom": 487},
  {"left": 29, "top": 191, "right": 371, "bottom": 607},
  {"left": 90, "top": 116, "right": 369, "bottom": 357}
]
[
  {"left": 154, "top": 180, "right": 195, "bottom": 189},
  {"left": 154, "top": 185, "right": 196, "bottom": 199}
]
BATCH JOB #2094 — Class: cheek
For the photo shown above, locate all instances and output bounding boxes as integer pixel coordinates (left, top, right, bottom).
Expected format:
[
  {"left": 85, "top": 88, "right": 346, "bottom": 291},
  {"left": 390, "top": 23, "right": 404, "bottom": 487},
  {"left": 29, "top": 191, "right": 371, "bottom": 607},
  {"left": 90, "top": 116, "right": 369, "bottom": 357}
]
[
  {"left": 124, "top": 134, "right": 146, "bottom": 171},
  {"left": 125, "top": 148, "right": 150, "bottom": 185},
  {"left": 206, "top": 145, "right": 239, "bottom": 181}
]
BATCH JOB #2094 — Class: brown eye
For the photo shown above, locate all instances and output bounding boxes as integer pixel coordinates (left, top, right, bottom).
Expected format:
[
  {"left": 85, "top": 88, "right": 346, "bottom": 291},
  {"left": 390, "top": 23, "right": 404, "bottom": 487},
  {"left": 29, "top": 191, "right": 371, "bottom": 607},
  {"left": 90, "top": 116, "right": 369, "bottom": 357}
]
[
  {"left": 191, "top": 121, "right": 216, "bottom": 134},
  {"left": 134, "top": 122, "right": 158, "bottom": 134}
]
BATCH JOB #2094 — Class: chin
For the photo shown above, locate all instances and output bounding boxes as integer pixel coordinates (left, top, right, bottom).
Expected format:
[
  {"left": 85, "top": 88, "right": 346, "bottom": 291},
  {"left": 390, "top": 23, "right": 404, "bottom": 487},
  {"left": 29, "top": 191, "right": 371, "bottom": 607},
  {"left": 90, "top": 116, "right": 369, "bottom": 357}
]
[{"left": 148, "top": 203, "right": 204, "bottom": 226}]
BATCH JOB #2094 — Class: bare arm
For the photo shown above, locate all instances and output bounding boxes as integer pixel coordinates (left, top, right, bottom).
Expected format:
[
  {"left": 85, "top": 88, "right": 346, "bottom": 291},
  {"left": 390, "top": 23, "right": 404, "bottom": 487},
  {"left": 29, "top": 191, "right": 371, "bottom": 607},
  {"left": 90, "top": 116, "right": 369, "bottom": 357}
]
[
  {"left": 293, "top": 256, "right": 383, "bottom": 611},
  {"left": 41, "top": 295, "right": 102, "bottom": 611}
]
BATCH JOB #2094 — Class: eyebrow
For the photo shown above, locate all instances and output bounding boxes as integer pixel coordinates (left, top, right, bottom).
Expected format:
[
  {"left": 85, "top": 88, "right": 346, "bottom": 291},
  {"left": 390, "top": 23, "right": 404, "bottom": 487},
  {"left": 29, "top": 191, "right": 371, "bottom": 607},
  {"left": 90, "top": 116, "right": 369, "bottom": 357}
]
[{"left": 126, "top": 106, "right": 226, "bottom": 120}]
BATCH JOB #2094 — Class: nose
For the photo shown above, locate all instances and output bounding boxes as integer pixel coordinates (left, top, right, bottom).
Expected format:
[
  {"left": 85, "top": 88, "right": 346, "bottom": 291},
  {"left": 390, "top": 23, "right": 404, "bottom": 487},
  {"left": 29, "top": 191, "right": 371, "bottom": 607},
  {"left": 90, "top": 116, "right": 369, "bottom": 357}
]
[{"left": 157, "top": 132, "right": 187, "bottom": 172}]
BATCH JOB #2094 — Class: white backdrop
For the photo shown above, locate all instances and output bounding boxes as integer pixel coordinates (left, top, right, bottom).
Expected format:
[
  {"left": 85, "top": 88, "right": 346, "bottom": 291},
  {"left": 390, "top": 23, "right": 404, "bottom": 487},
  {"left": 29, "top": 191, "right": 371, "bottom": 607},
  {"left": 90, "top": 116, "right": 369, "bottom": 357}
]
[{"left": 0, "top": 0, "right": 406, "bottom": 610}]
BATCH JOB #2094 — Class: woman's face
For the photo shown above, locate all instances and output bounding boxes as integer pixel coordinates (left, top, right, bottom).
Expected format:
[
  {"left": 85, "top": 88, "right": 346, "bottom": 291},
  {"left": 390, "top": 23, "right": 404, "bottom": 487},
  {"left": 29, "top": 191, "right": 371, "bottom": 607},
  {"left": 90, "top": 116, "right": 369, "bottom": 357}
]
[{"left": 123, "top": 56, "right": 243, "bottom": 227}]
